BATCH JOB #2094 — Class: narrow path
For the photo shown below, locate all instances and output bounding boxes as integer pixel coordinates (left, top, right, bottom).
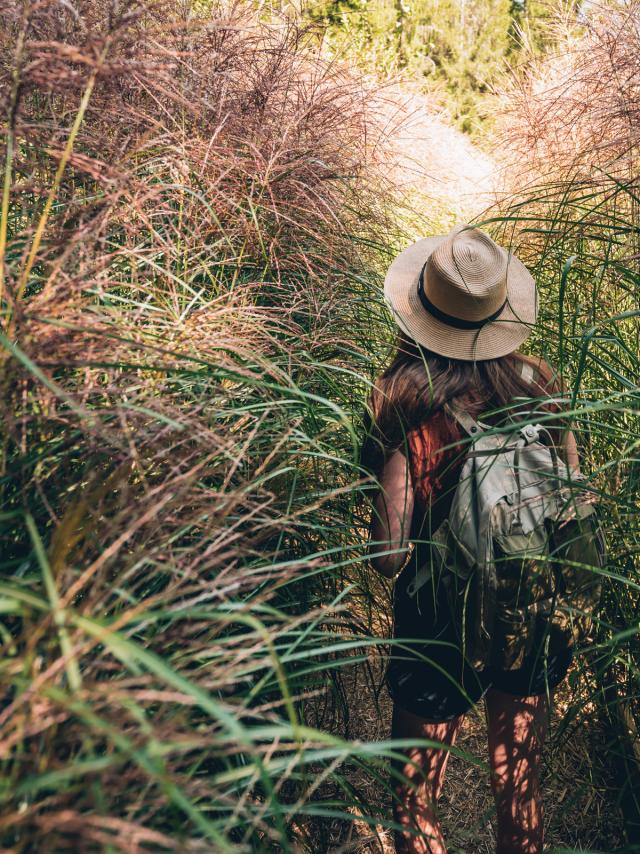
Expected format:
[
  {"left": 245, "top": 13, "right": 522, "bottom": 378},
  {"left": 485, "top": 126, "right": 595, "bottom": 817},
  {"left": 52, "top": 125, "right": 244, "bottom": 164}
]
[{"left": 376, "top": 86, "right": 498, "bottom": 227}]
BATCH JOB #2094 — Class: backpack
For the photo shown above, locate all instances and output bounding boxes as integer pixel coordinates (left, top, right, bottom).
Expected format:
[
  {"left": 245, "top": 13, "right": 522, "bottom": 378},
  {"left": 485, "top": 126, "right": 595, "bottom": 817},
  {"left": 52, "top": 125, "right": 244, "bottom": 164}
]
[{"left": 406, "top": 400, "right": 607, "bottom": 671}]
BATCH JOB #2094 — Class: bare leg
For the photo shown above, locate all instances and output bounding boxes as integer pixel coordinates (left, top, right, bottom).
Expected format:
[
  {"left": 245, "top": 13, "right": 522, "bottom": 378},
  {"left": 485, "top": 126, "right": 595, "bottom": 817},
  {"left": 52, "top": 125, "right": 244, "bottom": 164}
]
[
  {"left": 485, "top": 688, "right": 550, "bottom": 854},
  {"left": 392, "top": 703, "right": 465, "bottom": 854}
]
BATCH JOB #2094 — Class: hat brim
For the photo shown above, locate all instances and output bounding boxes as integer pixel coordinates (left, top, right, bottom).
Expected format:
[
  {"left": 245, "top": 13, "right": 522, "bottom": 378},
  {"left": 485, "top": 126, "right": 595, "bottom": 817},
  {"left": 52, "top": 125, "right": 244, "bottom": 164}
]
[{"left": 383, "top": 235, "right": 538, "bottom": 361}]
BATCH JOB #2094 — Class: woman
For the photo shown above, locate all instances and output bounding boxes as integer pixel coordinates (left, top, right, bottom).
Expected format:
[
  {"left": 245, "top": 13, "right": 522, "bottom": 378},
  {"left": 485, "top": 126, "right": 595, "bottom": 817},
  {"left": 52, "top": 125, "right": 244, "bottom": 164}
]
[{"left": 364, "top": 224, "right": 580, "bottom": 854}]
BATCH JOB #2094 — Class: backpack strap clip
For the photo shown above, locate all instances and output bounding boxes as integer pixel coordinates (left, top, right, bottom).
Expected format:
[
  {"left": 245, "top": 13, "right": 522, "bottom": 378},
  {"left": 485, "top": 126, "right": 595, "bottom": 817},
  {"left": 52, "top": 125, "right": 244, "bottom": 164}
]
[
  {"left": 518, "top": 423, "right": 541, "bottom": 445},
  {"left": 443, "top": 402, "right": 487, "bottom": 437}
]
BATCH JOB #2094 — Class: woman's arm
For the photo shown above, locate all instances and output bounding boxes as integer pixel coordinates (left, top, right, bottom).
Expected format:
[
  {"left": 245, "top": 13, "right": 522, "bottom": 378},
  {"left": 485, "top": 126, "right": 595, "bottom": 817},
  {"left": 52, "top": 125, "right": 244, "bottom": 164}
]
[
  {"left": 562, "top": 428, "right": 580, "bottom": 473},
  {"left": 367, "top": 448, "right": 415, "bottom": 579}
]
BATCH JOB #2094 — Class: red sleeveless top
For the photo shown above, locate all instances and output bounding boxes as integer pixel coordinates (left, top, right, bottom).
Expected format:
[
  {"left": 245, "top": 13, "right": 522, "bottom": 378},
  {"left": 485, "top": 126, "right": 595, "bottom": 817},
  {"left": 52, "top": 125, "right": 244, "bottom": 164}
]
[{"left": 407, "top": 409, "right": 465, "bottom": 509}]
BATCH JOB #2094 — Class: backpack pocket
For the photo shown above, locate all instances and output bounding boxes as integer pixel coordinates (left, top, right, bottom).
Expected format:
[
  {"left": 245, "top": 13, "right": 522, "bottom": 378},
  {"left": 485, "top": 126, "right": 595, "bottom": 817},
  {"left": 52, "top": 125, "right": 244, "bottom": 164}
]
[
  {"left": 549, "top": 503, "right": 606, "bottom": 644},
  {"left": 491, "top": 605, "right": 537, "bottom": 670},
  {"left": 493, "top": 513, "right": 556, "bottom": 610},
  {"left": 491, "top": 512, "right": 558, "bottom": 671}
]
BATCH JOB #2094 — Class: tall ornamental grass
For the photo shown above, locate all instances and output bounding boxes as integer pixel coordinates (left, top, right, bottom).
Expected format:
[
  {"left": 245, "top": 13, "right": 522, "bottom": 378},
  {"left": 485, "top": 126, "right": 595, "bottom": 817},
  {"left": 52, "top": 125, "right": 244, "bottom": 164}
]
[
  {"left": 2, "top": 0, "right": 636, "bottom": 849},
  {"left": 0, "top": 1, "right": 413, "bottom": 849}
]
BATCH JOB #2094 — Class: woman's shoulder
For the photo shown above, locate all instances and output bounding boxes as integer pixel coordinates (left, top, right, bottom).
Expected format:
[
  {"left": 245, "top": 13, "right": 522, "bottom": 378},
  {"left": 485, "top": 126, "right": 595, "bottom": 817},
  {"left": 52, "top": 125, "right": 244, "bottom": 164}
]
[{"left": 513, "top": 352, "right": 561, "bottom": 393}]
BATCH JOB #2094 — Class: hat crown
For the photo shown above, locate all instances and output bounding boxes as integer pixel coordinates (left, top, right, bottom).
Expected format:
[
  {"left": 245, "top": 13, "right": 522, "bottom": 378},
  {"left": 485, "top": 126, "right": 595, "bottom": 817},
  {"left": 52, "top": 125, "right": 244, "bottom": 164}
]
[
  {"left": 426, "top": 224, "right": 509, "bottom": 322},
  {"left": 381, "top": 221, "right": 537, "bottom": 361}
]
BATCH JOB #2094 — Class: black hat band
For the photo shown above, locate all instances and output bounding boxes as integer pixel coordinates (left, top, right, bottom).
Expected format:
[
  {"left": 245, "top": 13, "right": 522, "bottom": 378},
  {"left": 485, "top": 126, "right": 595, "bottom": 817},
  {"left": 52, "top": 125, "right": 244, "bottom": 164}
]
[{"left": 417, "top": 262, "right": 508, "bottom": 331}]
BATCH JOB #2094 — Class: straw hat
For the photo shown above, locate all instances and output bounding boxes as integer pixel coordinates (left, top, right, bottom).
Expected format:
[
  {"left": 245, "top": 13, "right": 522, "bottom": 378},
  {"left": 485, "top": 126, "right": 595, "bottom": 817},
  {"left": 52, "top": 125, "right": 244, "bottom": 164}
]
[{"left": 383, "top": 223, "right": 538, "bottom": 361}]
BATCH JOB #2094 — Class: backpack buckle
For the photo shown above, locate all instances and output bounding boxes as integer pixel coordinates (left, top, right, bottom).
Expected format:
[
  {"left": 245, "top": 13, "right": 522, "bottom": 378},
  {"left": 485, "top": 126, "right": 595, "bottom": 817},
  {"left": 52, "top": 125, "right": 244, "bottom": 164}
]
[{"left": 519, "top": 423, "right": 541, "bottom": 445}]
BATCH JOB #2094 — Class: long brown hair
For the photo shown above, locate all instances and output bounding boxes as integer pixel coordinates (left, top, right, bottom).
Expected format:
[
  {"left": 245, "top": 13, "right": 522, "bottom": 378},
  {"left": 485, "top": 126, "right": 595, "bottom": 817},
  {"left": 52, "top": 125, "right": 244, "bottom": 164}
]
[{"left": 363, "top": 333, "right": 565, "bottom": 475}]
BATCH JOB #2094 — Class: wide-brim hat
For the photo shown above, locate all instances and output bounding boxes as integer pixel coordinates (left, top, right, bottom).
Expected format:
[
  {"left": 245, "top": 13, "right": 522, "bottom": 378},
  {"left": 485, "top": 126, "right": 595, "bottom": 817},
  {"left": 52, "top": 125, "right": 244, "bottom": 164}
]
[{"left": 383, "top": 223, "right": 538, "bottom": 361}]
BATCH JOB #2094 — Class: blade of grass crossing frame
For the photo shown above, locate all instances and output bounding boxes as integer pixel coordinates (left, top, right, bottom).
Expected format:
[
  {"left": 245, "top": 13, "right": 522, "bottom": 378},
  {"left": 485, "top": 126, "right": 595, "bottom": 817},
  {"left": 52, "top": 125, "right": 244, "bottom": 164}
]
[
  {"left": 15, "top": 65, "right": 100, "bottom": 304},
  {"left": 25, "top": 514, "right": 82, "bottom": 692}
]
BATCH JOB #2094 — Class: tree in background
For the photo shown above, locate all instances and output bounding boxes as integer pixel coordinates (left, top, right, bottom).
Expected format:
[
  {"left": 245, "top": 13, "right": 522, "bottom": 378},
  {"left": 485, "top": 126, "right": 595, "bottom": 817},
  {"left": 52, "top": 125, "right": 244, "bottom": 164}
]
[{"left": 303, "top": 0, "right": 564, "bottom": 133}]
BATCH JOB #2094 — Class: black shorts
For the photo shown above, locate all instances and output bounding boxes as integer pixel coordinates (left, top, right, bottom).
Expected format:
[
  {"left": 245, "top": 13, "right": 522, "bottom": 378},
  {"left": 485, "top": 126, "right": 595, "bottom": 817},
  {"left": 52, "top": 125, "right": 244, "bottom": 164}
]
[{"left": 387, "top": 565, "right": 574, "bottom": 722}]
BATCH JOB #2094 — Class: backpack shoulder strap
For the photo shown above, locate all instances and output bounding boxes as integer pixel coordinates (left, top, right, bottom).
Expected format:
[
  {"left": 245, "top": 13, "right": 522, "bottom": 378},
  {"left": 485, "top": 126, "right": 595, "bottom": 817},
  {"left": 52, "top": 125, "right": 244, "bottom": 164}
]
[
  {"left": 519, "top": 359, "right": 535, "bottom": 385},
  {"left": 444, "top": 401, "right": 489, "bottom": 437},
  {"left": 445, "top": 357, "right": 548, "bottom": 441},
  {"left": 518, "top": 355, "right": 562, "bottom": 393}
]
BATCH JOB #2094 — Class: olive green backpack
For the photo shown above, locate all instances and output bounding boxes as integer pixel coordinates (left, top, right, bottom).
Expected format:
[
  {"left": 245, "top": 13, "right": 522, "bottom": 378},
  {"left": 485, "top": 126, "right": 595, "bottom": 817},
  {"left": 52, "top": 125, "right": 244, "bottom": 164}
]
[{"left": 406, "top": 400, "right": 607, "bottom": 671}]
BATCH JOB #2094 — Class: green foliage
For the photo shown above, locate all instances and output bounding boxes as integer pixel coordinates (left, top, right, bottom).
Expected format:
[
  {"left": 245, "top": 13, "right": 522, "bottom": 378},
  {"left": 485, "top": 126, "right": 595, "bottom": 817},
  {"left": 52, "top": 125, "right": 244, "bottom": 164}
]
[
  {"left": 509, "top": 0, "right": 574, "bottom": 55},
  {"left": 306, "top": 0, "right": 517, "bottom": 132}
]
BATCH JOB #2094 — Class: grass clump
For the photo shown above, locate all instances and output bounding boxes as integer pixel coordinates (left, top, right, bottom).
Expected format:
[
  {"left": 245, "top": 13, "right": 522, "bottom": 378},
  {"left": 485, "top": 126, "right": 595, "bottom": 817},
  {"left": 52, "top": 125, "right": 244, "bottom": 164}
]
[
  {"left": 486, "top": 1, "right": 640, "bottom": 838},
  {"left": 0, "top": 1, "right": 407, "bottom": 849}
]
